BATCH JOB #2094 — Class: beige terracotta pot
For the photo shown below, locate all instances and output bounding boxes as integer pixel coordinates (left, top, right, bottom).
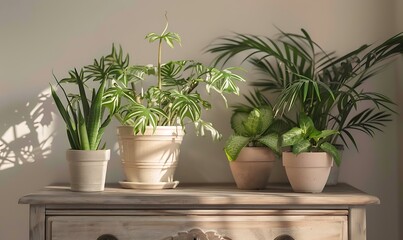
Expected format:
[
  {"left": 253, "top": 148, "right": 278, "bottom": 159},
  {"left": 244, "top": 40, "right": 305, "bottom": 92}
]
[
  {"left": 117, "top": 126, "right": 184, "bottom": 183},
  {"left": 66, "top": 149, "right": 110, "bottom": 192},
  {"left": 283, "top": 152, "right": 333, "bottom": 193},
  {"left": 229, "top": 147, "right": 276, "bottom": 190}
]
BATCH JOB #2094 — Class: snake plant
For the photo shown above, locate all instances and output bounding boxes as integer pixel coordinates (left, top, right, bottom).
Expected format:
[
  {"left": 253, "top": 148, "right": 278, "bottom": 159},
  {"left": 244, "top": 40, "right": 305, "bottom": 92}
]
[
  {"left": 208, "top": 29, "right": 403, "bottom": 150},
  {"left": 51, "top": 60, "right": 114, "bottom": 150},
  {"left": 102, "top": 16, "right": 245, "bottom": 140}
]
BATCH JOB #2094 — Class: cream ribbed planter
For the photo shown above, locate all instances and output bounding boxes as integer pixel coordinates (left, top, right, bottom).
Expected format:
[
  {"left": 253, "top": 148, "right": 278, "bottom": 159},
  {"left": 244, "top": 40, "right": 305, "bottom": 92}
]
[
  {"left": 66, "top": 149, "right": 110, "bottom": 192},
  {"left": 117, "top": 126, "right": 184, "bottom": 188},
  {"left": 229, "top": 147, "right": 276, "bottom": 190},
  {"left": 283, "top": 152, "right": 333, "bottom": 193}
]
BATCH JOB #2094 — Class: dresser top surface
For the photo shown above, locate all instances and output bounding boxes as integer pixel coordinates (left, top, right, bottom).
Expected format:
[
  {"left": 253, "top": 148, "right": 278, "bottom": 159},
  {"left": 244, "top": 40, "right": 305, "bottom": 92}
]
[{"left": 19, "top": 183, "right": 380, "bottom": 207}]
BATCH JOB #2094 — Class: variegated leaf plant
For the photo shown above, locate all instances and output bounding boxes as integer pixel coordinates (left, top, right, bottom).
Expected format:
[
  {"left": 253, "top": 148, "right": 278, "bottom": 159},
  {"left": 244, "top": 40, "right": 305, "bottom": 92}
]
[{"left": 101, "top": 17, "right": 246, "bottom": 140}]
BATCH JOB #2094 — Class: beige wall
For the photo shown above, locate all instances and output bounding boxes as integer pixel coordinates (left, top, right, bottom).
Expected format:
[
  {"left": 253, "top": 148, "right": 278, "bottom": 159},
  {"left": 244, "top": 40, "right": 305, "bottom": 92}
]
[
  {"left": 0, "top": 0, "right": 401, "bottom": 239},
  {"left": 395, "top": 0, "right": 403, "bottom": 239}
]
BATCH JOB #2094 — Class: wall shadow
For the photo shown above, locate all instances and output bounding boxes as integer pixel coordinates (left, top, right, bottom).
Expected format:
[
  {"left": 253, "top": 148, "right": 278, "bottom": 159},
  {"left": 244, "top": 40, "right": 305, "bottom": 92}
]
[
  {"left": 0, "top": 88, "right": 55, "bottom": 170},
  {"left": 0, "top": 87, "right": 65, "bottom": 240}
]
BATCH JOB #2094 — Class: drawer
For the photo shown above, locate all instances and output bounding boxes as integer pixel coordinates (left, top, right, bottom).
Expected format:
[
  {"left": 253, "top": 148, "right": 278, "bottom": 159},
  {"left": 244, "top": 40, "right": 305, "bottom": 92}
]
[{"left": 47, "top": 213, "right": 347, "bottom": 240}]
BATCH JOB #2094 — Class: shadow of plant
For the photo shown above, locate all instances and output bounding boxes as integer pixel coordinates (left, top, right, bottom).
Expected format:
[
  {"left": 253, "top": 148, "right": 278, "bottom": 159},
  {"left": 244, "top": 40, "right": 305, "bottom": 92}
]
[{"left": 0, "top": 88, "right": 55, "bottom": 170}]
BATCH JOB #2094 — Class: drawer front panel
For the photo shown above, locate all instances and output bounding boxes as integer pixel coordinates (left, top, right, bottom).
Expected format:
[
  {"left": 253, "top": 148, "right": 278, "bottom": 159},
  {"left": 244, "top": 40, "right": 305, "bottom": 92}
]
[{"left": 47, "top": 215, "right": 347, "bottom": 240}]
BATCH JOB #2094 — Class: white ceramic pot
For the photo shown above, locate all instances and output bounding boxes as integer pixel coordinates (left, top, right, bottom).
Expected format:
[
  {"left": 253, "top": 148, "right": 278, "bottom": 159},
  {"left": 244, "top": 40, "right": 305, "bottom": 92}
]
[
  {"left": 229, "top": 147, "right": 276, "bottom": 190},
  {"left": 283, "top": 152, "right": 333, "bottom": 193},
  {"left": 117, "top": 126, "right": 184, "bottom": 183},
  {"left": 66, "top": 149, "right": 110, "bottom": 192}
]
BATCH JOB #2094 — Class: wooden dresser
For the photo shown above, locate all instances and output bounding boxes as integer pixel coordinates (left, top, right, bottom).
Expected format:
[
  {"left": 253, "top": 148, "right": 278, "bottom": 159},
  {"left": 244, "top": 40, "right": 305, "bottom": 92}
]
[{"left": 19, "top": 183, "right": 379, "bottom": 240}]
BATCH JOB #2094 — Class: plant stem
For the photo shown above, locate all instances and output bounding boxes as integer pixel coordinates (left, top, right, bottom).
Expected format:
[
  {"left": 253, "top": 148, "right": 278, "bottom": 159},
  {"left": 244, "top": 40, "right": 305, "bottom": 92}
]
[
  {"left": 158, "top": 39, "right": 162, "bottom": 90},
  {"left": 131, "top": 82, "right": 141, "bottom": 104}
]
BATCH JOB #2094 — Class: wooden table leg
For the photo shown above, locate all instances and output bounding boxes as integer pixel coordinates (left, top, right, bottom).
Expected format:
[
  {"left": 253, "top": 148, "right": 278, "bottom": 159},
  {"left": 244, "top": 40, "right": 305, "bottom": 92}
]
[
  {"left": 349, "top": 207, "right": 366, "bottom": 240},
  {"left": 30, "top": 205, "right": 45, "bottom": 240}
]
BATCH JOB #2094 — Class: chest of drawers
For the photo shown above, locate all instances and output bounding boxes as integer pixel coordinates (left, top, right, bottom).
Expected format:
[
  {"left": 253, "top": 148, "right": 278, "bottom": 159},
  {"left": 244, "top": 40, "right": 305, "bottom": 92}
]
[{"left": 19, "top": 183, "right": 379, "bottom": 240}]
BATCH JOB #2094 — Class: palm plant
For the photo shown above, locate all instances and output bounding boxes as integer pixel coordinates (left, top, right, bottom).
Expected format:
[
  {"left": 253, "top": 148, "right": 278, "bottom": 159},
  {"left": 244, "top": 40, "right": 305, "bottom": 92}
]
[
  {"left": 102, "top": 18, "right": 245, "bottom": 140},
  {"left": 208, "top": 29, "right": 403, "bottom": 149},
  {"left": 50, "top": 60, "right": 114, "bottom": 150}
]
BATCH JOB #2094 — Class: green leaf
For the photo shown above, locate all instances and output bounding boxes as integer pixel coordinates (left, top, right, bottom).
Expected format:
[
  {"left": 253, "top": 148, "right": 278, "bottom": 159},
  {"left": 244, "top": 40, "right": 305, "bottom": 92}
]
[
  {"left": 66, "top": 129, "right": 79, "bottom": 150},
  {"left": 145, "top": 32, "right": 160, "bottom": 43},
  {"left": 230, "top": 111, "right": 249, "bottom": 136},
  {"left": 267, "top": 118, "right": 291, "bottom": 134},
  {"left": 281, "top": 127, "right": 304, "bottom": 147},
  {"left": 77, "top": 106, "right": 90, "bottom": 150},
  {"left": 95, "top": 115, "right": 112, "bottom": 150},
  {"left": 299, "top": 113, "right": 316, "bottom": 135},
  {"left": 74, "top": 68, "right": 90, "bottom": 118},
  {"left": 224, "top": 135, "right": 251, "bottom": 161},
  {"left": 310, "top": 129, "right": 338, "bottom": 143},
  {"left": 171, "top": 92, "right": 201, "bottom": 123},
  {"left": 204, "top": 67, "right": 245, "bottom": 97},
  {"left": 243, "top": 108, "right": 264, "bottom": 136},
  {"left": 194, "top": 119, "right": 222, "bottom": 141},
  {"left": 87, "top": 79, "right": 106, "bottom": 149},
  {"left": 320, "top": 142, "right": 341, "bottom": 166},
  {"left": 292, "top": 139, "right": 311, "bottom": 154},
  {"left": 257, "top": 133, "right": 280, "bottom": 154},
  {"left": 122, "top": 103, "right": 166, "bottom": 134},
  {"left": 103, "top": 84, "right": 123, "bottom": 114},
  {"left": 240, "top": 106, "right": 273, "bottom": 137},
  {"left": 50, "top": 83, "right": 80, "bottom": 149}
]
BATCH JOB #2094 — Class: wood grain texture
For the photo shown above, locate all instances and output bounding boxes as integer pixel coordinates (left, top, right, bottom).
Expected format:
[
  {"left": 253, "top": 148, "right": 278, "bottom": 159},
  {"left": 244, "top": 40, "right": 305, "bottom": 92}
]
[
  {"left": 164, "top": 228, "right": 231, "bottom": 240},
  {"left": 30, "top": 205, "right": 45, "bottom": 240},
  {"left": 19, "top": 183, "right": 380, "bottom": 207},
  {"left": 349, "top": 207, "right": 367, "bottom": 240},
  {"left": 45, "top": 209, "right": 349, "bottom": 216},
  {"left": 47, "top": 215, "right": 348, "bottom": 240}
]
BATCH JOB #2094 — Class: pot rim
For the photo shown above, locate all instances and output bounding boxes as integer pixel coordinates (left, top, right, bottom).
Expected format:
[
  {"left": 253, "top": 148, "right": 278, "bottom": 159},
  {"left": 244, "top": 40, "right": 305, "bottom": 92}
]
[{"left": 282, "top": 151, "right": 333, "bottom": 168}]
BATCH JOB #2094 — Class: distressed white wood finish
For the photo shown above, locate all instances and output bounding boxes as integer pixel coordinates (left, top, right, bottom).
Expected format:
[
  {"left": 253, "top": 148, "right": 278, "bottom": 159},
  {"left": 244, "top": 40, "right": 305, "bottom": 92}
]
[
  {"left": 19, "top": 183, "right": 379, "bottom": 240},
  {"left": 166, "top": 228, "right": 231, "bottom": 240},
  {"left": 19, "top": 183, "right": 379, "bottom": 206},
  {"left": 45, "top": 209, "right": 349, "bottom": 216},
  {"left": 47, "top": 215, "right": 347, "bottom": 240},
  {"left": 349, "top": 207, "right": 367, "bottom": 240}
]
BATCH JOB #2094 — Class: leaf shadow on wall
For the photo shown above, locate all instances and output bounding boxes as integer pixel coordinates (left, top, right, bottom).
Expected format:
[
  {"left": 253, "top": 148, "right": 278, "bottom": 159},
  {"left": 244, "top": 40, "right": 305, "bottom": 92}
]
[
  {"left": 0, "top": 87, "right": 69, "bottom": 239},
  {"left": 0, "top": 89, "right": 55, "bottom": 171}
]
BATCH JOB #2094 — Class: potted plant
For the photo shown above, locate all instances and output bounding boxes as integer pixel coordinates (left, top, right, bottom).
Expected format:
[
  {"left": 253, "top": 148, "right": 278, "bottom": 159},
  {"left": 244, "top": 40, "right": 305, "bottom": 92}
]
[
  {"left": 102, "top": 17, "right": 246, "bottom": 189},
  {"left": 281, "top": 113, "right": 340, "bottom": 193},
  {"left": 208, "top": 29, "right": 403, "bottom": 184},
  {"left": 224, "top": 91, "right": 287, "bottom": 189},
  {"left": 50, "top": 58, "right": 115, "bottom": 192}
]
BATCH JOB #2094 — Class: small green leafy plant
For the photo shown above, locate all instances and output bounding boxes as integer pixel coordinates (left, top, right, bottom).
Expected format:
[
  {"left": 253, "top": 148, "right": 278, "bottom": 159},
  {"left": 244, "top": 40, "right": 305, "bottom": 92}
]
[
  {"left": 50, "top": 65, "right": 114, "bottom": 150},
  {"left": 103, "top": 17, "right": 245, "bottom": 140},
  {"left": 224, "top": 91, "right": 288, "bottom": 161},
  {"left": 281, "top": 114, "right": 341, "bottom": 166}
]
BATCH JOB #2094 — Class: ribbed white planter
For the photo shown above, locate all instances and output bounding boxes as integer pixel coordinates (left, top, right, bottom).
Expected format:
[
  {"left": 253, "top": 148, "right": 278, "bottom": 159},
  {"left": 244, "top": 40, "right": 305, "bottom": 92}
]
[
  {"left": 230, "top": 147, "right": 276, "bottom": 190},
  {"left": 283, "top": 152, "right": 333, "bottom": 193},
  {"left": 66, "top": 149, "right": 110, "bottom": 192},
  {"left": 117, "top": 126, "right": 184, "bottom": 185}
]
